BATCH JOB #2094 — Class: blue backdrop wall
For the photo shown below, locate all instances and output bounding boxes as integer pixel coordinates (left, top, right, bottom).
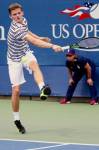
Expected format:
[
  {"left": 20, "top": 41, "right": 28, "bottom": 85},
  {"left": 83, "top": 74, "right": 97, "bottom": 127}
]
[{"left": 0, "top": 0, "right": 99, "bottom": 96}]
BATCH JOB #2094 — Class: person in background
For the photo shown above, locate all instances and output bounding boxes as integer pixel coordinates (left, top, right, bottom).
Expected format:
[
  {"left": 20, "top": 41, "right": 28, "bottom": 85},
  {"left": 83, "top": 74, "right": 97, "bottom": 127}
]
[{"left": 60, "top": 49, "right": 98, "bottom": 105}]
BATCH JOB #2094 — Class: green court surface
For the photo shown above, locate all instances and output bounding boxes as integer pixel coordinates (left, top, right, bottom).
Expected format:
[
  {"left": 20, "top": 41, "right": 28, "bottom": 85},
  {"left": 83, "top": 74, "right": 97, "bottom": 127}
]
[{"left": 0, "top": 97, "right": 99, "bottom": 144}]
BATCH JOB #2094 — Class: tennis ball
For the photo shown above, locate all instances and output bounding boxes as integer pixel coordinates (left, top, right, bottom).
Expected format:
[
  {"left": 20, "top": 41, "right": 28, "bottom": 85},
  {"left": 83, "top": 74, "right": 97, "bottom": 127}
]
[{"left": 21, "top": 56, "right": 28, "bottom": 63}]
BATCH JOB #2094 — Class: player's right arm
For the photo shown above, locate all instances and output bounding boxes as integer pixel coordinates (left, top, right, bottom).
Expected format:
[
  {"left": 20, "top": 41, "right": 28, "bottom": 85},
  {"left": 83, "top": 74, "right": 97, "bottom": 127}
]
[
  {"left": 24, "top": 32, "right": 62, "bottom": 52},
  {"left": 28, "top": 31, "right": 51, "bottom": 43}
]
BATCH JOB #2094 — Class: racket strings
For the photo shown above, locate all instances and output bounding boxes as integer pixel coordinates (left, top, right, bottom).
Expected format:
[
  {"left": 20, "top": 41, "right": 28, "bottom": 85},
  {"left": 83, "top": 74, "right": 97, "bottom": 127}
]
[
  {"left": 79, "top": 38, "right": 99, "bottom": 48},
  {"left": 62, "top": 37, "right": 99, "bottom": 51}
]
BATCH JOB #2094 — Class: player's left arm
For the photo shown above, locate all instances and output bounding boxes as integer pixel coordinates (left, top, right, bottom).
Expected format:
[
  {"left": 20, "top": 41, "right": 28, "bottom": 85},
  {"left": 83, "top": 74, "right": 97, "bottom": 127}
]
[
  {"left": 85, "top": 63, "right": 93, "bottom": 85},
  {"left": 28, "top": 31, "right": 51, "bottom": 43}
]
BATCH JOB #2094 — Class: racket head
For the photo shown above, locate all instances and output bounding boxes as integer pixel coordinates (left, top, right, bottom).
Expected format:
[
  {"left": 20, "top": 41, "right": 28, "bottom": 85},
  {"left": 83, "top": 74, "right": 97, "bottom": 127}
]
[{"left": 77, "top": 37, "right": 99, "bottom": 49}]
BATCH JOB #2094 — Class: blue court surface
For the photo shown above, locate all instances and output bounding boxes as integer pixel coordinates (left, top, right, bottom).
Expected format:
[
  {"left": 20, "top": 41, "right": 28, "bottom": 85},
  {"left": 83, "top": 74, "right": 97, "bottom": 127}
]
[{"left": 0, "top": 139, "right": 99, "bottom": 150}]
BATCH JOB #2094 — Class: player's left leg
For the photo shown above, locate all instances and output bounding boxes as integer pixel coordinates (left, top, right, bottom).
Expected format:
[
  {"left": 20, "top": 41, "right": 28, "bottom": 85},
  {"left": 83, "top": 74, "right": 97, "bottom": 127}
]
[
  {"left": 22, "top": 51, "right": 51, "bottom": 100},
  {"left": 29, "top": 61, "right": 51, "bottom": 99}
]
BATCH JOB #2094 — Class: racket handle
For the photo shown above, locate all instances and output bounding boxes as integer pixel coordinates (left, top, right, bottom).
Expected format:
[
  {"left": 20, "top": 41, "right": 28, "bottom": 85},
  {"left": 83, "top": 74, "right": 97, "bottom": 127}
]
[{"left": 62, "top": 45, "right": 70, "bottom": 51}]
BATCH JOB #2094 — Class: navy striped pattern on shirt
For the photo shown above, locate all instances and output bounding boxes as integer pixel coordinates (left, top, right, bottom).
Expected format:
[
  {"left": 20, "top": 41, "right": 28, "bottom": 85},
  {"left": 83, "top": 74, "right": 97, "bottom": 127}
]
[{"left": 7, "top": 17, "right": 30, "bottom": 62}]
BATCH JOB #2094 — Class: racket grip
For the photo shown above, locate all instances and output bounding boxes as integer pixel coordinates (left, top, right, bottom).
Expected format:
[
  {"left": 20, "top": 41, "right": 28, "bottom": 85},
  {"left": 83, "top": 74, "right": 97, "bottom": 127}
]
[{"left": 62, "top": 45, "right": 70, "bottom": 51}]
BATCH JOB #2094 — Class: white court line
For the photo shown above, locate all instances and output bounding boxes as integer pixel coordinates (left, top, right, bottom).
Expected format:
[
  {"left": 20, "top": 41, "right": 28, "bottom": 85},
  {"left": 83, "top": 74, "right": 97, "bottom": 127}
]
[
  {"left": 70, "top": 143, "right": 99, "bottom": 146},
  {"left": 0, "top": 139, "right": 99, "bottom": 146},
  {"left": 25, "top": 144, "right": 68, "bottom": 150},
  {"left": 0, "top": 138, "right": 63, "bottom": 144}
]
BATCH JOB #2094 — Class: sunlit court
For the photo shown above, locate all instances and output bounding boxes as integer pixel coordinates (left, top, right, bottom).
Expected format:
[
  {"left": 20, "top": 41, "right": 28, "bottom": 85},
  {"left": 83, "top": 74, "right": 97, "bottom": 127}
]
[{"left": 0, "top": 0, "right": 99, "bottom": 149}]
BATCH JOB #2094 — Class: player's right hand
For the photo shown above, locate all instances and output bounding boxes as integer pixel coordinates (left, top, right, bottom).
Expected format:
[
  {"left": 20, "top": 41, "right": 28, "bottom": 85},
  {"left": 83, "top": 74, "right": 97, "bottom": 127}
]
[{"left": 52, "top": 45, "right": 63, "bottom": 52}]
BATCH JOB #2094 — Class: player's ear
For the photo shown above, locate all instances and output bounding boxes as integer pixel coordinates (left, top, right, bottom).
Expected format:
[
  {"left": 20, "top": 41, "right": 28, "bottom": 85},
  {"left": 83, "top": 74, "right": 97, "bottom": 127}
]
[
  {"left": 22, "top": 11, "right": 24, "bottom": 16},
  {"left": 9, "top": 15, "right": 12, "bottom": 19}
]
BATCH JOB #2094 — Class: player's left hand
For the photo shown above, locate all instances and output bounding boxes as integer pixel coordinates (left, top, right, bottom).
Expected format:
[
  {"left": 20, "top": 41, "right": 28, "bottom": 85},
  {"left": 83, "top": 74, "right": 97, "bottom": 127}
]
[
  {"left": 40, "top": 37, "right": 51, "bottom": 43},
  {"left": 87, "top": 78, "right": 93, "bottom": 86},
  {"left": 52, "top": 44, "right": 63, "bottom": 52}
]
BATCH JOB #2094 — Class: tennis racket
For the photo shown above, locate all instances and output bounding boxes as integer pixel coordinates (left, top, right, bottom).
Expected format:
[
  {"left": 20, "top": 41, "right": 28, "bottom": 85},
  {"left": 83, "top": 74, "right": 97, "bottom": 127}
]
[{"left": 62, "top": 37, "right": 99, "bottom": 51}]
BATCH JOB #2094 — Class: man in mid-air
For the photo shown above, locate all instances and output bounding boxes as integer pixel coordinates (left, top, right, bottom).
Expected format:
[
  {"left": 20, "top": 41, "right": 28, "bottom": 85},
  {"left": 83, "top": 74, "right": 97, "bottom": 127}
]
[{"left": 7, "top": 3, "right": 62, "bottom": 134}]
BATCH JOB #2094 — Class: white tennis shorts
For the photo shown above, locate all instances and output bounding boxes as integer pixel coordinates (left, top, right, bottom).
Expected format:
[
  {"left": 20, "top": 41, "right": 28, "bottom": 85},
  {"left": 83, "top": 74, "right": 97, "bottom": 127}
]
[{"left": 7, "top": 51, "right": 37, "bottom": 87}]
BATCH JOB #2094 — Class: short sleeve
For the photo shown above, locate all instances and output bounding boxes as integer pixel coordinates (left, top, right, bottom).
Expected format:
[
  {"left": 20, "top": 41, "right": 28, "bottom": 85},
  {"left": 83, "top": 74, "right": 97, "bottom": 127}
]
[
  {"left": 79, "top": 57, "right": 88, "bottom": 66},
  {"left": 15, "top": 27, "right": 28, "bottom": 40}
]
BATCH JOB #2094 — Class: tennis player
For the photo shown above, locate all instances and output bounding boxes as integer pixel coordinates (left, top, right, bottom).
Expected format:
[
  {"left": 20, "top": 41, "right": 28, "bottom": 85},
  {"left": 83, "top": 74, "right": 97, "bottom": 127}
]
[
  {"left": 7, "top": 3, "right": 62, "bottom": 134},
  {"left": 60, "top": 49, "right": 98, "bottom": 105}
]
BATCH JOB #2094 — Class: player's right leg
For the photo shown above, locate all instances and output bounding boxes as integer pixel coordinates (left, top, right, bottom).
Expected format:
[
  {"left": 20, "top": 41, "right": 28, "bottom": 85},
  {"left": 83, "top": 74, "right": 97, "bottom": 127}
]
[
  {"left": 8, "top": 59, "right": 26, "bottom": 134},
  {"left": 12, "top": 86, "right": 26, "bottom": 134}
]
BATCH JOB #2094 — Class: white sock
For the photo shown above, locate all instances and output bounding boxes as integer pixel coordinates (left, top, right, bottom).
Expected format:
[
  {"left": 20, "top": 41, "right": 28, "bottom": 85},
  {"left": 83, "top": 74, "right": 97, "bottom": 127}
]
[
  {"left": 13, "top": 112, "right": 20, "bottom": 121},
  {"left": 38, "top": 82, "right": 45, "bottom": 90}
]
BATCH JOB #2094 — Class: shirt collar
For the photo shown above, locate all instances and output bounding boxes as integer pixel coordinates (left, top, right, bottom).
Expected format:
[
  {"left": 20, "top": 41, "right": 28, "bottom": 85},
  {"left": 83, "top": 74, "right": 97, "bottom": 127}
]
[{"left": 12, "top": 17, "right": 27, "bottom": 28}]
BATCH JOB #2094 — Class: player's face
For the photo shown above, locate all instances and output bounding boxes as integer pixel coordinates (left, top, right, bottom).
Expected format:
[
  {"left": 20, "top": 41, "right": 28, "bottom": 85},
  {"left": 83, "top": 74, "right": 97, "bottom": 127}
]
[
  {"left": 66, "top": 55, "right": 75, "bottom": 61},
  {"left": 10, "top": 8, "right": 24, "bottom": 23}
]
